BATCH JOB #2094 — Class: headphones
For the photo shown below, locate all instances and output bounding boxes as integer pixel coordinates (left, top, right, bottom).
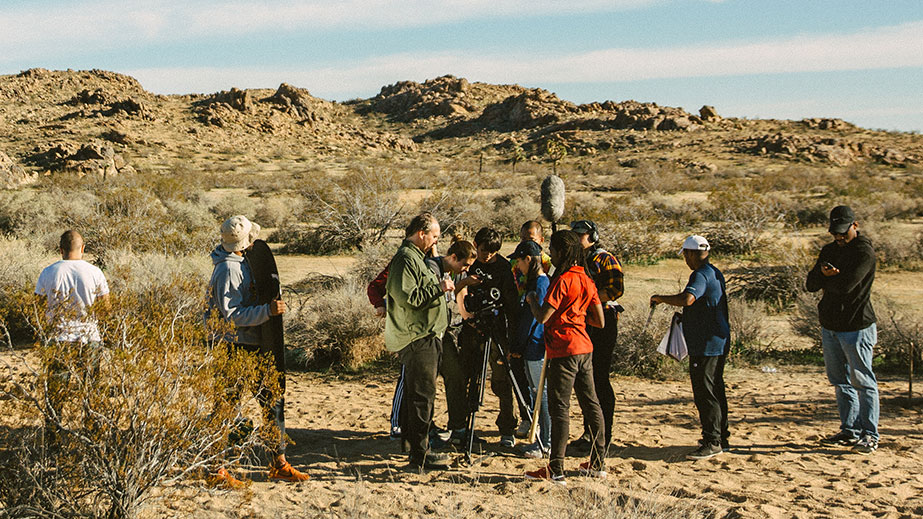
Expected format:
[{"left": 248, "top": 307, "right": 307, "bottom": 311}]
[{"left": 571, "top": 220, "right": 599, "bottom": 243}]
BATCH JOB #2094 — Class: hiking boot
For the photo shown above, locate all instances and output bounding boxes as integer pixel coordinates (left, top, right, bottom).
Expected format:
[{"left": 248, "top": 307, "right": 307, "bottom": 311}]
[
  {"left": 686, "top": 442, "right": 723, "bottom": 460},
  {"left": 500, "top": 435, "right": 516, "bottom": 448},
  {"left": 449, "top": 428, "right": 486, "bottom": 446},
  {"left": 854, "top": 435, "right": 879, "bottom": 455},
  {"left": 819, "top": 430, "right": 860, "bottom": 446},
  {"left": 519, "top": 441, "right": 549, "bottom": 459},
  {"left": 578, "top": 461, "right": 607, "bottom": 479},
  {"left": 207, "top": 468, "right": 247, "bottom": 490},
  {"left": 524, "top": 465, "right": 566, "bottom": 486},
  {"left": 515, "top": 420, "right": 532, "bottom": 439},
  {"left": 409, "top": 452, "right": 452, "bottom": 470},
  {"left": 269, "top": 461, "right": 310, "bottom": 482}
]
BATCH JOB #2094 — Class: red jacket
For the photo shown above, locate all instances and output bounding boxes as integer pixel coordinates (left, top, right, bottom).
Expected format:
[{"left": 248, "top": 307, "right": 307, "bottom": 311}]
[{"left": 367, "top": 265, "right": 389, "bottom": 308}]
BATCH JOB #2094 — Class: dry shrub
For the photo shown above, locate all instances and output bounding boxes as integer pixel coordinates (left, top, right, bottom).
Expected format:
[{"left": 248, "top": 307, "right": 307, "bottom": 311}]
[
  {"left": 209, "top": 192, "right": 254, "bottom": 222},
  {"left": 725, "top": 260, "right": 810, "bottom": 309},
  {"left": 490, "top": 191, "right": 542, "bottom": 238},
  {"left": 417, "top": 186, "right": 490, "bottom": 236},
  {"left": 704, "top": 186, "right": 786, "bottom": 256},
  {"left": 876, "top": 300, "right": 923, "bottom": 374},
  {"left": 862, "top": 225, "right": 923, "bottom": 271},
  {"left": 282, "top": 170, "right": 404, "bottom": 254},
  {"left": 255, "top": 194, "right": 304, "bottom": 229},
  {"left": 611, "top": 304, "right": 678, "bottom": 380},
  {"left": 286, "top": 280, "right": 385, "bottom": 371},
  {"left": 625, "top": 160, "right": 688, "bottom": 194},
  {"left": 728, "top": 297, "right": 766, "bottom": 357},
  {"left": 600, "top": 221, "right": 668, "bottom": 265},
  {"left": 0, "top": 281, "right": 278, "bottom": 519},
  {"left": 0, "top": 237, "right": 56, "bottom": 343}
]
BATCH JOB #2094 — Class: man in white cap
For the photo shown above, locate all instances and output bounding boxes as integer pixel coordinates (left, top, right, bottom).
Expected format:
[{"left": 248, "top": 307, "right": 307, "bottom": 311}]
[
  {"left": 207, "top": 215, "right": 308, "bottom": 484},
  {"left": 650, "top": 235, "right": 730, "bottom": 460}
]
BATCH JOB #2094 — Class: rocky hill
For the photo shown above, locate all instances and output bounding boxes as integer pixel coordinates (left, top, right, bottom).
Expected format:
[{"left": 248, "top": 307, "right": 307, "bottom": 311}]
[{"left": 0, "top": 68, "right": 920, "bottom": 184}]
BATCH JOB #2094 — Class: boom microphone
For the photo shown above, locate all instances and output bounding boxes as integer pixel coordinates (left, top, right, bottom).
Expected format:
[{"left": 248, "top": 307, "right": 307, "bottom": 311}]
[{"left": 541, "top": 174, "right": 565, "bottom": 233}]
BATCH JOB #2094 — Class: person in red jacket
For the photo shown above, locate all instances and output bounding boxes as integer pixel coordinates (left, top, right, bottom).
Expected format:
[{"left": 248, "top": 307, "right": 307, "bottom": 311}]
[{"left": 523, "top": 230, "right": 606, "bottom": 485}]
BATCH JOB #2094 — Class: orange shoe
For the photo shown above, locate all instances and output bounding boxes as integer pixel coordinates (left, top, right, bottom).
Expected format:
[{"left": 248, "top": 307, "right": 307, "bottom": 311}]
[
  {"left": 207, "top": 468, "right": 247, "bottom": 490},
  {"left": 269, "top": 461, "right": 310, "bottom": 482}
]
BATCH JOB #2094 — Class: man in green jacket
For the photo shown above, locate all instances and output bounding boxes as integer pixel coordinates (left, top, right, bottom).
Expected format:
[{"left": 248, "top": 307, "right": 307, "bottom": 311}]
[{"left": 385, "top": 212, "right": 455, "bottom": 470}]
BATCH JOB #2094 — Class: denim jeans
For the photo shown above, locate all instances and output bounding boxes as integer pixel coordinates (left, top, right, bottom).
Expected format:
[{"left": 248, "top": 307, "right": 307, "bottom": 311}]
[
  {"left": 525, "top": 358, "right": 551, "bottom": 448},
  {"left": 821, "top": 324, "right": 879, "bottom": 440}
]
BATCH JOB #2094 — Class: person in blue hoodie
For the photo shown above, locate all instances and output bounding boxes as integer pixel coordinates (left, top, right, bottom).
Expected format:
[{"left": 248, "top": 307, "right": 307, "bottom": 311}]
[
  {"left": 208, "top": 215, "right": 309, "bottom": 485},
  {"left": 509, "top": 240, "right": 551, "bottom": 459}
]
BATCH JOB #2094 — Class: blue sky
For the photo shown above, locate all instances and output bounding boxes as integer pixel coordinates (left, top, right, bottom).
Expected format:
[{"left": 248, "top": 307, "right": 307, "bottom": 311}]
[{"left": 1, "top": 0, "right": 921, "bottom": 131}]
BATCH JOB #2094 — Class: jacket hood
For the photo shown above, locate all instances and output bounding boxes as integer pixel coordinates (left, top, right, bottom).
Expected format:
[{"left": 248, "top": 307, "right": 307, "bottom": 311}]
[{"left": 211, "top": 244, "right": 245, "bottom": 266}]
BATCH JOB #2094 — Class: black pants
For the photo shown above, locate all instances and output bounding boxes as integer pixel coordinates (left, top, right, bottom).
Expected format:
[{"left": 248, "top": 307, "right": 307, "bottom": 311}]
[
  {"left": 584, "top": 308, "right": 618, "bottom": 447},
  {"left": 689, "top": 354, "right": 729, "bottom": 446},
  {"left": 459, "top": 325, "right": 518, "bottom": 436},
  {"left": 398, "top": 334, "right": 442, "bottom": 463},
  {"left": 440, "top": 328, "right": 469, "bottom": 431},
  {"left": 231, "top": 342, "right": 287, "bottom": 454},
  {"left": 547, "top": 353, "right": 605, "bottom": 476}
]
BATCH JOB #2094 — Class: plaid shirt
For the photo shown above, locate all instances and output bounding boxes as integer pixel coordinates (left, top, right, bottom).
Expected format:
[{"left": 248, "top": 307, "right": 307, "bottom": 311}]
[{"left": 585, "top": 247, "right": 624, "bottom": 303}]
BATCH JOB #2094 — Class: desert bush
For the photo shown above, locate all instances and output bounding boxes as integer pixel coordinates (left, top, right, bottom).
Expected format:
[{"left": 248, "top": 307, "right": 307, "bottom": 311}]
[
  {"left": 625, "top": 160, "right": 688, "bottom": 194},
  {"left": 0, "top": 237, "right": 58, "bottom": 343},
  {"left": 862, "top": 226, "right": 923, "bottom": 271},
  {"left": 100, "top": 248, "right": 212, "bottom": 310},
  {"left": 611, "top": 304, "right": 678, "bottom": 380},
  {"left": 728, "top": 297, "right": 766, "bottom": 357},
  {"left": 286, "top": 279, "right": 385, "bottom": 370},
  {"left": 288, "top": 169, "right": 404, "bottom": 254},
  {"left": 255, "top": 194, "right": 304, "bottom": 229},
  {"left": 0, "top": 281, "right": 278, "bottom": 519},
  {"left": 703, "top": 186, "right": 787, "bottom": 256},
  {"left": 726, "top": 260, "right": 811, "bottom": 309},
  {"left": 209, "top": 191, "right": 255, "bottom": 223},
  {"left": 600, "top": 220, "right": 668, "bottom": 265},
  {"left": 417, "top": 187, "right": 490, "bottom": 237},
  {"left": 875, "top": 300, "right": 923, "bottom": 374},
  {"left": 490, "top": 191, "right": 542, "bottom": 238}
]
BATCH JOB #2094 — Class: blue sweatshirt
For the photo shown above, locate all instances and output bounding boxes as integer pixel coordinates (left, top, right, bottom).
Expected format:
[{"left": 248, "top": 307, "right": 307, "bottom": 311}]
[
  {"left": 208, "top": 245, "right": 270, "bottom": 345},
  {"left": 515, "top": 274, "right": 549, "bottom": 361}
]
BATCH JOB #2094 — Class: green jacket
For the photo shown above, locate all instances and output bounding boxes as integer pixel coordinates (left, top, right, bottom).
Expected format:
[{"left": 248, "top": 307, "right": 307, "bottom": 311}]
[{"left": 384, "top": 240, "right": 447, "bottom": 352}]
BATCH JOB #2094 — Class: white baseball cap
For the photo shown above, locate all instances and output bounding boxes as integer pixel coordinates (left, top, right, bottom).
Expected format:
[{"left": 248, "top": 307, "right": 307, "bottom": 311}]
[
  {"left": 220, "top": 215, "right": 261, "bottom": 252},
  {"left": 680, "top": 235, "right": 710, "bottom": 255}
]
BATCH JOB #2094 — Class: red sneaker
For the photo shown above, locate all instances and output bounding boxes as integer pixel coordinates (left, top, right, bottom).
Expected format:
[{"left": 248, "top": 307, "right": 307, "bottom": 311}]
[
  {"left": 207, "top": 468, "right": 247, "bottom": 490},
  {"left": 524, "top": 465, "right": 566, "bottom": 486},
  {"left": 269, "top": 461, "right": 310, "bottom": 482},
  {"left": 578, "top": 461, "right": 607, "bottom": 479}
]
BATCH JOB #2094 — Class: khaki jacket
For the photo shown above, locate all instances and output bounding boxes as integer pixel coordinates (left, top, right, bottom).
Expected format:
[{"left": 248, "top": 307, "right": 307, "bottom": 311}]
[{"left": 384, "top": 240, "right": 447, "bottom": 352}]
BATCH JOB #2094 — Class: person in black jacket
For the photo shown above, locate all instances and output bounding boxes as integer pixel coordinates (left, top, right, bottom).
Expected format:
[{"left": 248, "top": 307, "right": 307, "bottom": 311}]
[{"left": 806, "top": 205, "right": 880, "bottom": 454}]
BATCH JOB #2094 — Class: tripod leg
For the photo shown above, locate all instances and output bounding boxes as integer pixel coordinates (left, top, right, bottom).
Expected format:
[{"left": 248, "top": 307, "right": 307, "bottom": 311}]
[
  {"left": 466, "top": 336, "right": 492, "bottom": 464},
  {"left": 493, "top": 340, "right": 543, "bottom": 450}
]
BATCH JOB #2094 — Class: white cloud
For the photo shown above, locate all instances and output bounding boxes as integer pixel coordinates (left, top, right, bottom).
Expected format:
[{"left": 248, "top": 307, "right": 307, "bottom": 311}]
[
  {"left": 125, "top": 21, "right": 923, "bottom": 98},
  {"left": 0, "top": 0, "right": 660, "bottom": 62}
]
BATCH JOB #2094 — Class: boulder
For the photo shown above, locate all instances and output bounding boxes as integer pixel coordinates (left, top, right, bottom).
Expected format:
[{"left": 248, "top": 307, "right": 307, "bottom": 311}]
[
  {"left": 699, "top": 105, "right": 721, "bottom": 121},
  {"left": 1, "top": 151, "right": 37, "bottom": 189}
]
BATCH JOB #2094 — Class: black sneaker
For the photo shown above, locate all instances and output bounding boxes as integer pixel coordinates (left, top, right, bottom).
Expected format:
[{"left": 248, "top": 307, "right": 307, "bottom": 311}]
[
  {"left": 721, "top": 439, "right": 730, "bottom": 451},
  {"left": 819, "top": 431, "right": 860, "bottom": 446},
  {"left": 687, "top": 442, "right": 723, "bottom": 460},
  {"left": 408, "top": 452, "right": 452, "bottom": 470},
  {"left": 854, "top": 435, "right": 878, "bottom": 455}
]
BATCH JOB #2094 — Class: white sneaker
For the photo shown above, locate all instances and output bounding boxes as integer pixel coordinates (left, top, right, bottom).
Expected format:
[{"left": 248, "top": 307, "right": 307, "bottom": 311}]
[{"left": 500, "top": 435, "right": 516, "bottom": 448}]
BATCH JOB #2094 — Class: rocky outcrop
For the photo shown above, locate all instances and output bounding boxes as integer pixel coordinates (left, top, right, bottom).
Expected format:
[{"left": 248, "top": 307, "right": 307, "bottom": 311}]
[
  {"left": 699, "top": 105, "right": 721, "bottom": 122},
  {"left": 1, "top": 151, "right": 37, "bottom": 189},
  {"left": 802, "top": 118, "right": 853, "bottom": 130},
  {"left": 27, "top": 141, "right": 132, "bottom": 178},
  {"left": 740, "top": 133, "right": 916, "bottom": 166}
]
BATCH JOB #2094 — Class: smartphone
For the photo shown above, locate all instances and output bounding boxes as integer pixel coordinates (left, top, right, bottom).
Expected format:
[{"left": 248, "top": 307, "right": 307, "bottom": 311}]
[{"left": 823, "top": 262, "right": 835, "bottom": 270}]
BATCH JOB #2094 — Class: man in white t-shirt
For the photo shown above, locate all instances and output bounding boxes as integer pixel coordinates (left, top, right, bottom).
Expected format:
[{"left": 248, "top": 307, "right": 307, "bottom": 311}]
[{"left": 35, "top": 230, "right": 109, "bottom": 344}]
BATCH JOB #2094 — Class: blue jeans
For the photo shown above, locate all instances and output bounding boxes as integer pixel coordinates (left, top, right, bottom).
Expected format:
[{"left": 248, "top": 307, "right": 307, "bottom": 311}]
[
  {"left": 821, "top": 324, "right": 879, "bottom": 440},
  {"left": 525, "top": 358, "right": 551, "bottom": 448}
]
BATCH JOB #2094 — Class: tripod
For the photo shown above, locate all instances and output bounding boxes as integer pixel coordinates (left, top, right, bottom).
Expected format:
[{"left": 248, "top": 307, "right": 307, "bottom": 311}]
[{"left": 462, "top": 305, "right": 544, "bottom": 464}]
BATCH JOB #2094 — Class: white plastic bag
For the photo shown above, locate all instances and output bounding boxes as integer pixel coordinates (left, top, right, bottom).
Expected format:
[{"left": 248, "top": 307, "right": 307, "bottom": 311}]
[{"left": 656, "top": 312, "right": 688, "bottom": 361}]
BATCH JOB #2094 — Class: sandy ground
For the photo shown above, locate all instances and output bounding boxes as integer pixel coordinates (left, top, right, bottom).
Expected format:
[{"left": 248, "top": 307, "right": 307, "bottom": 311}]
[{"left": 137, "top": 363, "right": 923, "bottom": 519}]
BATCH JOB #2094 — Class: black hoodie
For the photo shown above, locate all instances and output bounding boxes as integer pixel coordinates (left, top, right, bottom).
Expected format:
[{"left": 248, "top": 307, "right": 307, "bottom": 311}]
[{"left": 805, "top": 233, "right": 876, "bottom": 332}]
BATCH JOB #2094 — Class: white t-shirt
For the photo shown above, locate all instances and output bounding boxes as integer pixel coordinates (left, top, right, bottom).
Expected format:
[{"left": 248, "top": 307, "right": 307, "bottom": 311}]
[{"left": 35, "top": 259, "right": 110, "bottom": 343}]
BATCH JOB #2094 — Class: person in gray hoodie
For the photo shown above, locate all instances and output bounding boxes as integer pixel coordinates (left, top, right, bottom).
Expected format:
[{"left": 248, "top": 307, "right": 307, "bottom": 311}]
[{"left": 208, "top": 215, "right": 309, "bottom": 485}]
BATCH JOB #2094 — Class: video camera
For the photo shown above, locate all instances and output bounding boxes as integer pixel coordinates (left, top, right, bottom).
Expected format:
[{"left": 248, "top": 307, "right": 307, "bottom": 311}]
[{"left": 463, "top": 267, "right": 502, "bottom": 316}]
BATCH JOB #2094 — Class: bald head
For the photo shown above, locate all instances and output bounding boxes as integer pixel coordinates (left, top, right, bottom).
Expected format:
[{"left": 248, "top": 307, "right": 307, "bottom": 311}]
[{"left": 60, "top": 230, "right": 85, "bottom": 259}]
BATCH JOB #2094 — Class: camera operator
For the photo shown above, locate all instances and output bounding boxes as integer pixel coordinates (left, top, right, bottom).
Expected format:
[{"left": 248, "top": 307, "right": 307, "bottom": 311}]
[{"left": 458, "top": 227, "right": 521, "bottom": 448}]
